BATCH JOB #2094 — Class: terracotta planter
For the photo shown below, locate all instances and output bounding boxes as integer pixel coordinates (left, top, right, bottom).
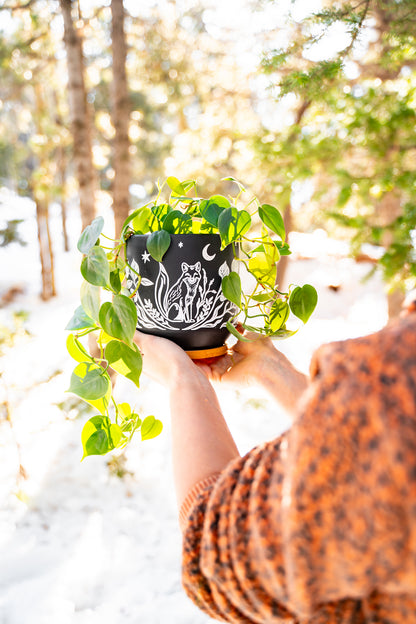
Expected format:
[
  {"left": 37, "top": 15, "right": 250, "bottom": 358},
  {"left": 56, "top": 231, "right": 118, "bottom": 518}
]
[{"left": 125, "top": 233, "right": 238, "bottom": 354}]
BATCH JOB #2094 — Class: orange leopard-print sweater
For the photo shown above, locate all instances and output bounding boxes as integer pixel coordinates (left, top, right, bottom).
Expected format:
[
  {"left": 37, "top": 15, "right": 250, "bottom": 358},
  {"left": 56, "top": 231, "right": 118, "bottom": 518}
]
[{"left": 180, "top": 313, "right": 416, "bottom": 623}]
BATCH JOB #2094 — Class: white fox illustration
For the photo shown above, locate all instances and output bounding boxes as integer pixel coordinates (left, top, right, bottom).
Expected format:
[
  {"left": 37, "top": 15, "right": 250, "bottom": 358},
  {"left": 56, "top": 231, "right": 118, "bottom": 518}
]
[
  {"left": 126, "top": 257, "right": 235, "bottom": 330},
  {"left": 167, "top": 262, "right": 202, "bottom": 322}
]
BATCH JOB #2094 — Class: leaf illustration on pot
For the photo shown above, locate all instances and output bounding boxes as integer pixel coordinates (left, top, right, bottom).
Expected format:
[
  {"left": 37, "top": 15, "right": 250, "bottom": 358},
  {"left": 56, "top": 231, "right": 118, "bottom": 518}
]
[
  {"left": 218, "top": 261, "right": 230, "bottom": 278},
  {"left": 140, "top": 277, "right": 154, "bottom": 287}
]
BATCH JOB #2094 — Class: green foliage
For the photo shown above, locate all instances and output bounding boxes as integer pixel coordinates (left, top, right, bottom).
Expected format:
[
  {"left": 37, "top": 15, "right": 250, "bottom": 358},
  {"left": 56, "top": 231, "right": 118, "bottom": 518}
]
[
  {"left": 289, "top": 285, "right": 318, "bottom": 323},
  {"left": 259, "top": 204, "right": 286, "bottom": 241},
  {"left": 0, "top": 220, "right": 26, "bottom": 247},
  {"left": 146, "top": 230, "right": 171, "bottom": 261},
  {"left": 105, "top": 340, "right": 142, "bottom": 387},
  {"left": 98, "top": 295, "right": 137, "bottom": 345},
  {"left": 69, "top": 362, "right": 111, "bottom": 401},
  {"left": 65, "top": 306, "right": 96, "bottom": 331},
  {"left": 257, "top": 0, "right": 416, "bottom": 293},
  {"left": 81, "top": 247, "right": 110, "bottom": 287},
  {"left": 268, "top": 300, "right": 290, "bottom": 332},
  {"left": 141, "top": 415, "right": 163, "bottom": 441},
  {"left": 77, "top": 216, "right": 104, "bottom": 254},
  {"left": 218, "top": 208, "right": 251, "bottom": 248},
  {"left": 200, "top": 195, "right": 230, "bottom": 227},
  {"left": 81, "top": 415, "right": 122, "bottom": 458},
  {"left": 221, "top": 272, "right": 242, "bottom": 307}
]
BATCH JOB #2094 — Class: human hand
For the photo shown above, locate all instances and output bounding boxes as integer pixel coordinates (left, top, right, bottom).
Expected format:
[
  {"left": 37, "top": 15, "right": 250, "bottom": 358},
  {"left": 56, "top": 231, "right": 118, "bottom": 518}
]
[
  {"left": 196, "top": 327, "right": 308, "bottom": 417},
  {"left": 196, "top": 328, "right": 277, "bottom": 388},
  {"left": 133, "top": 331, "right": 201, "bottom": 389}
]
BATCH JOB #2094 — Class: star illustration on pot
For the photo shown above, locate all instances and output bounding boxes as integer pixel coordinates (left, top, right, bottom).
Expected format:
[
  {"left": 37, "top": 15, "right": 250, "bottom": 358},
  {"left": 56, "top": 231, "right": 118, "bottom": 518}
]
[
  {"left": 141, "top": 250, "right": 151, "bottom": 263},
  {"left": 178, "top": 241, "right": 184, "bottom": 248}
]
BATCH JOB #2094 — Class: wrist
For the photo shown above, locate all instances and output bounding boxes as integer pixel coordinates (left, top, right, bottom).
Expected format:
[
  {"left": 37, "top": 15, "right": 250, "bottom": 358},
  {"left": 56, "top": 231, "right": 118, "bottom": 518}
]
[
  {"left": 249, "top": 343, "right": 281, "bottom": 384},
  {"left": 251, "top": 345, "right": 308, "bottom": 416},
  {"left": 167, "top": 356, "right": 206, "bottom": 391}
]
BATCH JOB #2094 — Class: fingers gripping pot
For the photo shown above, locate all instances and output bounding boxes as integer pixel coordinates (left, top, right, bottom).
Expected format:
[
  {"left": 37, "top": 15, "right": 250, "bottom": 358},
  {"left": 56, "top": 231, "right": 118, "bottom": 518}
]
[{"left": 125, "top": 233, "right": 239, "bottom": 356}]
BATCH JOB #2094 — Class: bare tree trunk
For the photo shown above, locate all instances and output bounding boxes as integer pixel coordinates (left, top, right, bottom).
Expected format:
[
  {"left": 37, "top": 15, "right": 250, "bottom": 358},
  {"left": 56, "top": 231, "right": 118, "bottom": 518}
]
[
  {"left": 36, "top": 200, "right": 56, "bottom": 300},
  {"left": 54, "top": 91, "right": 70, "bottom": 252},
  {"left": 60, "top": 0, "right": 96, "bottom": 230},
  {"left": 58, "top": 144, "right": 70, "bottom": 252},
  {"left": 111, "top": 0, "right": 131, "bottom": 239},
  {"left": 378, "top": 190, "right": 405, "bottom": 318},
  {"left": 33, "top": 84, "right": 56, "bottom": 300}
]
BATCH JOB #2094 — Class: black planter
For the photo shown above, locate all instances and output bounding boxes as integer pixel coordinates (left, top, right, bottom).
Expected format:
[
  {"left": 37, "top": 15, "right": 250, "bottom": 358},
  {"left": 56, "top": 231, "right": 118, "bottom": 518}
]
[{"left": 125, "top": 233, "right": 238, "bottom": 353}]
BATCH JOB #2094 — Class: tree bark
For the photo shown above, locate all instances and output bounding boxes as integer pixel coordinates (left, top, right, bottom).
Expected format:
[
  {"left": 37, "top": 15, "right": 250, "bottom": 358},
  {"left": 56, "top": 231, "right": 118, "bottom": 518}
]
[
  {"left": 54, "top": 91, "right": 70, "bottom": 252},
  {"left": 58, "top": 144, "right": 70, "bottom": 252},
  {"left": 60, "top": 0, "right": 96, "bottom": 230},
  {"left": 36, "top": 200, "right": 56, "bottom": 300},
  {"left": 111, "top": 0, "right": 131, "bottom": 239},
  {"left": 33, "top": 83, "right": 56, "bottom": 300},
  {"left": 377, "top": 190, "right": 405, "bottom": 318}
]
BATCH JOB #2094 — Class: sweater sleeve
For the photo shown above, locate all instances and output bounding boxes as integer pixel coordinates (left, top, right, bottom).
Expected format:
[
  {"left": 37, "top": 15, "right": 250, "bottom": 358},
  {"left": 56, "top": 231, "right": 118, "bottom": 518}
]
[
  {"left": 181, "top": 437, "right": 295, "bottom": 623},
  {"left": 180, "top": 315, "right": 416, "bottom": 623}
]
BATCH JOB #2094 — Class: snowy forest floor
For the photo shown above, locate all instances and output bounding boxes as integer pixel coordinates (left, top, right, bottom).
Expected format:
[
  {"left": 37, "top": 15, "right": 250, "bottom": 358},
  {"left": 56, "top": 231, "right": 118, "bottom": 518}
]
[{"left": 0, "top": 193, "right": 388, "bottom": 624}]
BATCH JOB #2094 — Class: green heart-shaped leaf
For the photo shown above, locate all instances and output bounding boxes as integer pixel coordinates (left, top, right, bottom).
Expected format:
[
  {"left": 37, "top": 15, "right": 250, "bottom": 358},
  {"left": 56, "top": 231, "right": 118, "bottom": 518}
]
[
  {"left": 105, "top": 340, "right": 142, "bottom": 387},
  {"left": 221, "top": 271, "right": 241, "bottom": 307},
  {"left": 77, "top": 216, "right": 104, "bottom": 254},
  {"left": 200, "top": 195, "right": 230, "bottom": 227},
  {"left": 148, "top": 204, "right": 172, "bottom": 230},
  {"left": 248, "top": 252, "right": 277, "bottom": 287},
  {"left": 166, "top": 176, "right": 186, "bottom": 195},
  {"left": 80, "top": 281, "right": 100, "bottom": 322},
  {"left": 69, "top": 362, "right": 110, "bottom": 400},
  {"left": 218, "top": 207, "right": 251, "bottom": 247},
  {"left": 109, "top": 269, "right": 122, "bottom": 294},
  {"left": 259, "top": 204, "right": 285, "bottom": 241},
  {"left": 131, "top": 206, "right": 152, "bottom": 234},
  {"left": 250, "top": 293, "right": 271, "bottom": 303},
  {"left": 66, "top": 334, "right": 91, "bottom": 363},
  {"left": 99, "top": 294, "right": 138, "bottom": 345},
  {"left": 146, "top": 230, "right": 171, "bottom": 261},
  {"left": 141, "top": 415, "right": 163, "bottom": 441},
  {"left": 65, "top": 305, "right": 96, "bottom": 330},
  {"left": 81, "top": 415, "right": 123, "bottom": 458},
  {"left": 268, "top": 300, "right": 290, "bottom": 332},
  {"left": 226, "top": 321, "right": 253, "bottom": 342},
  {"left": 85, "top": 379, "right": 112, "bottom": 413},
  {"left": 289, "top": 285, "right": 318, "bottom": 323},
  {"left": 162, "top": 210, "right": 192, "bottom": 234},
  {"left": 81, "top": 246, "right": 110, "bottom": 287}
]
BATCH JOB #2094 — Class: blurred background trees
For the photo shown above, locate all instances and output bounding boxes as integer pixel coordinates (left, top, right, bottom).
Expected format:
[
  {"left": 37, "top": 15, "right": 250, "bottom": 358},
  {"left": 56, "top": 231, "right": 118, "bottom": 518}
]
[
  {"left": 0, "top": 0, "right": 415, "bottom": 313},
  {"left": 257, "top": 0, "right": 416, "bottom": 313}
]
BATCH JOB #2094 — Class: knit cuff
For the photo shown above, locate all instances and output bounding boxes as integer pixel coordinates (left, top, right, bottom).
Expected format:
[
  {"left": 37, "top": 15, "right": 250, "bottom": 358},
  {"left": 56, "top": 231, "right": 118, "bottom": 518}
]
[{"left": 179, "top": 472, "right": 221, "bottom": 532}]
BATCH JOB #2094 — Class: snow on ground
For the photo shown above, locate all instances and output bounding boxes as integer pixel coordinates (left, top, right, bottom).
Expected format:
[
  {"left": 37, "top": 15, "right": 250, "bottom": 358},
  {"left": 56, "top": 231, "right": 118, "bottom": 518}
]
[{"left": 0, "top": 194, "right": 388, "bottom": 624}]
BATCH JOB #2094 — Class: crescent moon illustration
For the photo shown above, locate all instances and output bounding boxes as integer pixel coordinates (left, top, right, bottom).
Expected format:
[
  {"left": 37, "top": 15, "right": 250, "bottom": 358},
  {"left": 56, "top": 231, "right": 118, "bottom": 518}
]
[{"left": 202, "top": 243, "right": 216, "bottom": 262}]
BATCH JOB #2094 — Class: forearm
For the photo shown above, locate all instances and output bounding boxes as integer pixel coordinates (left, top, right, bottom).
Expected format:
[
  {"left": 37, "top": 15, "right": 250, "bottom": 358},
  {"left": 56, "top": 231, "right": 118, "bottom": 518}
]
[
  {"left": 254, "top": 349, "right": 308, "bottom": 419},
  {"left": 169, "top": 368, "right": 240, "bottom": 508}
]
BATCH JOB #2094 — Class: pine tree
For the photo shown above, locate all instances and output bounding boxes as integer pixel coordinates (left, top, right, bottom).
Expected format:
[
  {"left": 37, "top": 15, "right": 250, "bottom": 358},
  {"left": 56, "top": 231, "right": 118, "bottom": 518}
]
[{"left": 257, "top": 0, "right": 416, "bottom": 311}]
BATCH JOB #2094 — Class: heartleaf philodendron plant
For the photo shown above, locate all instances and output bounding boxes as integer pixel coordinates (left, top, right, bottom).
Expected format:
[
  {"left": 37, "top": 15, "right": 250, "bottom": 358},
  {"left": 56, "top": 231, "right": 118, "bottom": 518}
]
[{"left": 66, "top": 177, "right": 318, "bottom": 458}]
